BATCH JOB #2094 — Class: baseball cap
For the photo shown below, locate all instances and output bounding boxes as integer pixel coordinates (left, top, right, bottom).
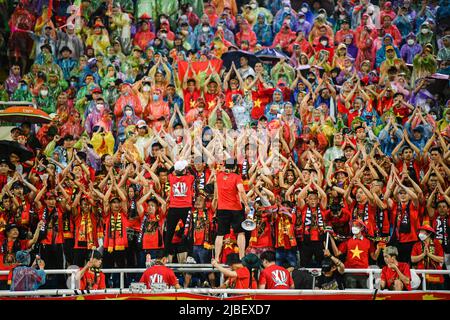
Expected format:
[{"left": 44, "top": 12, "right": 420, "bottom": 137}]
[
  {"left": 136, "top": 120, "right": 147, "bottom": 128},
  {"left": 174, "top": 160, "right": 188, "bottom": 171}
]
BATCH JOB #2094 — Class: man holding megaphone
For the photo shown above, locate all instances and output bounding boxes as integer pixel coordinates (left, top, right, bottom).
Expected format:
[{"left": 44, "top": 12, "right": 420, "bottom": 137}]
[{"left": 214, "top": 158, "right": 251, "bottom": 261}]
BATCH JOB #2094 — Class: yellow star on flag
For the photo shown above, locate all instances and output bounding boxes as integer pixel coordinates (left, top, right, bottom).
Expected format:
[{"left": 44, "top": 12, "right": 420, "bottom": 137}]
[
  {"left": 189, "top": 99, "right": 196, "bottom": 108},
  {"left": 228, "top": 100, "right": 234, "bottom": 108},
  {"left": 350, "top": 245, "right": 364, "bottom": 259},
  {"left": 254, "top": 99, "right": 262, "bottom": 108},
  {"left": 208, "top": 100, "right": 216, "bottom": 109}
]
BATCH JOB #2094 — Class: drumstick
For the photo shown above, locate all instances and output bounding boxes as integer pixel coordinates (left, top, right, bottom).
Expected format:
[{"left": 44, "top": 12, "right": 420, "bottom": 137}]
[{"left": 325, "top": 232, "right": 330, "bottom": 251}]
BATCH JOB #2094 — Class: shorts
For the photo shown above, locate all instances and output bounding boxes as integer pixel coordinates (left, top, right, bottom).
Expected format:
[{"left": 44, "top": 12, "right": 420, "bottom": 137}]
[
  {"left": 216, "top": 209, "right": 245, "bottom": 236},
  {"left": 193, "top": 246, "right": 212, "bottom": 264}
]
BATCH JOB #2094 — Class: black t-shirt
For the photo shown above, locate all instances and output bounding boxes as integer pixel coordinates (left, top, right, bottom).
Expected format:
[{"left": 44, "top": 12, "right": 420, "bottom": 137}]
[{"left": 316, "top": 272, "right": 345, "bottom": 290}]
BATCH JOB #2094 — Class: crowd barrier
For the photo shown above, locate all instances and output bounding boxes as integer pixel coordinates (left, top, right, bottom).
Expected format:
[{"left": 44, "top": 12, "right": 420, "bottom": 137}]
[{"left": 1, "top": 264, "right": 450, "bottom": 298}]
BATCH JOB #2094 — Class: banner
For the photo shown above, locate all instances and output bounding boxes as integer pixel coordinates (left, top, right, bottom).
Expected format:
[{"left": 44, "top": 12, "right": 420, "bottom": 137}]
[{"left": 177, "top": 59, "right": 223, "bottom": 81}]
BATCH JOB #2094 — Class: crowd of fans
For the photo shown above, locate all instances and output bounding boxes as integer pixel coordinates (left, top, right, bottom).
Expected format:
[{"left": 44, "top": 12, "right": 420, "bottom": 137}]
[{"left": 0, "top": 0, "right": 449, "bottom": 293}]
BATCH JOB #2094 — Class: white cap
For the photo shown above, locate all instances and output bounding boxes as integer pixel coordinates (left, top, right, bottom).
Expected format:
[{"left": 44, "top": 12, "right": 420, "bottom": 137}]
[
  {"left": 136, "top": 120, "right": 147, "bottom": 128},
  {"left": 174, "top": 159, "right": 188, "bottom": 171},
  {"left": 66, "top": 23, "right": 75, "bottom": 30}
]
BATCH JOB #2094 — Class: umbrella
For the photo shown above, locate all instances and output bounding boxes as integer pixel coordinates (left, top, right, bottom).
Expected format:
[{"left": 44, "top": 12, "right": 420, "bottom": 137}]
[
  {"left": 0, "top": 106, "right": 51, "bottom": 124},
  {"left": 254, "top": 48, "right": 289, "bottom": 62},
  {"left": 0, "top": 140, "right": 34, "bottom": 162},
  {"left": 221, "top": 50, "right": 261, "bottom": 70}
]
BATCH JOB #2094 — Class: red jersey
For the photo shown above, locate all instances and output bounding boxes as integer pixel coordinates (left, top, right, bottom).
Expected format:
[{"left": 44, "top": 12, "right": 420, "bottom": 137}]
[
  {"left": 216, "top": 171, "right": 243, "bottom": 211},
  {"left": 411, "top": 240, "right": 444, "bottom": 283},
  {"left": 348, "top": 201, "right": 376, "bottom": 238},
  {"left": 391, "top": 201, "right": 421, "bottom": 243},
  {"left": 203, "top": 92, "right": 219, "bottom": 114},
  {"left": 168, "top": 173, "right": 195, "bottom": 208},
  {"left": 140, "top": 206, "right": 165, "bottom": 250},
  {"left": 338, "top": 236, "right": 375, "bottom": 269},
  {"left": 324, "top": 209, "right": 351, "bottom": 239},
  {"left": 381, "top": 262, "right": 412, "bottom": 291},
  {"left": 183, "top": 88, "right": 201, "bottom": 114},
  {"left": 139, "top": 265, "right": 178, "bottom": 289},
  {"left": 103, "top": 210, "right": 129, "bottom": 252},
  {"left": 38, "top": 206, "right": 65, "bottom": 245},
  {"left": 79, "top": 268, "right": 106, "bottom": 290},
  {"left": 249, "top": 206, "right": 275, "bottom": 248},
  {"left": 228, "top": 266, "right": 256, "bottom": 289},
  {"left": 298, "top": 206, "right": 327, "bottom": 241},
  {"left": 275, "top": 206, "right": 297, "bottom": 249},
  {"left": 225, "top": 89, "right": 244, "bottom": 108},
  {"left": 192, "top": 208, "right": 214, "bottom": 247},
  {"left": 73, "top": 210, "right": 98, "bottom": 250},
  {"left": 259, "top": 264, "right": 294, "bottom": 289}
]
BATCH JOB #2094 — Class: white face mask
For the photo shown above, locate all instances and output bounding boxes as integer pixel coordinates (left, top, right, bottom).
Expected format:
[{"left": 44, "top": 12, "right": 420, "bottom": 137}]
[
  {"left": 321, "top": 40, "right": 328, "bottom": 46},
  {"left": 299, "top": 18, "right": 305, "bottom": 23},
  {"left": 125, "top": 110, "right": 132, "bottom": 116},
  {"left": 143, "top": 85, "right": 151, "bottom": 92},
  {"left": 418, "top": 233, "right": 428, "bottom": 241},
  {"left": 352, "top": 227, "right": 361, "bottom": 235},
  {"left": 301, "top": 7, "right": 308, "bottom": 13},
  {"left": 431, "top": 114, "right": 437, "bottom": 120},
  {"left": 40, "top": 90, "right": 48, "bottom": 96},
  {"left": 202, "top": 27, "right": 209, "bottom": 33},
  {"left": 422, "top": 28, "right": 430, "bottom": 34},
  {"left": 251, "top": 3, "right": 257, "bottom": 9},
  {"left": 407, "top": 39, "right": 414, "bottom": 45},
  {"left": 96, "top": 104, "right": 104, "bottom": 111}
]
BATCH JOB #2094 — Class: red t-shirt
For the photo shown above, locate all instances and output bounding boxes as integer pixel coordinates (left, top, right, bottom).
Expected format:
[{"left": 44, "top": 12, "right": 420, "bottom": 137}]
[
  {"left": 338, "top": 236, "right": 374, "bottom": 269},
  {"left": 228, "top": 267, "right": 256, "bottom": 289},
  {"left": 259, "top": 264, "right": 294, "bottom": 289},
  {"left": 168, "top": 173, "right": 195, "bottom": 208},
  {"left": 38, "top": 206, "right": 65, "bottom": 245},
  {"left": 141, "top": 206, "right": 165, "bottom": 250},
  {"left": 183, "top": 88, "right": 201, "bottom": 114},
  {"left": 139, "top": 265, "right": 179, "bottom": 289},
  {"left": 391, "top": 201, "right": 421, "bottom": 243},
  {"left": 381, "top": 262, "right": 412, "bottom": 291},
  {"left": 216, "top": 171, "right": 243, "bottom": 211},
  {"left": 79, "top": 268, "right": 106, "bottom": 290},
  {"left": 249, "top": 208, "right": 274, "bottom": 248}
]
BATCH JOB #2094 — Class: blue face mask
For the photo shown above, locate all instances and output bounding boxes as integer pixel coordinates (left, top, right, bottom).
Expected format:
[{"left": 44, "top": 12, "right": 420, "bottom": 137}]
[
  {"left": 153, "top": 94, "right": 159, "bottom": 101},
  {"left": 21, "top": 84, "right": 27, "bottom": 90}
]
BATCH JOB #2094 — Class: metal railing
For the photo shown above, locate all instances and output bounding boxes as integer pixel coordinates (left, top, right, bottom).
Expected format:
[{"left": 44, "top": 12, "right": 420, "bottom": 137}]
[{"left": 1, "top": 265, "right": 449, "bottom": 296}]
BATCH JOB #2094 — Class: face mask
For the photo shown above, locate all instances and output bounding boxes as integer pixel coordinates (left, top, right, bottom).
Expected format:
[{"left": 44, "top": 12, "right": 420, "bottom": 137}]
[
  {"left": 299, "top": 18, "right": 305, "bottom": 23},
  {"left": 96, "top": 104, "right": 104, "bottom": 111},
  {"left": 422, "top": 28, "right": 429, "bottom": 34},
  {"left": 321, "top": 41, "right": 328, "bottom": 46},
  {"left": 431, "top": 114, "right": 437, "bottom": 120},
  {"left": 286, "top": 19, "right": 291, "bottom": 24},
  {"left": 40, "top": 90, "right": 48, "bottom": 96},
  {"left": 21, "top": 85, "right": 27, "bottom": 90},
  {"left": 202, "top": 27, "right": 210, "bottom": 33},
  {"left": 251, "top": 4, "right": 257, "bottom": 9},
  {"left": 153, "top": 94, "right": 159, "bottom": 101},
  {"left": 407, "top": 39, "right": 414, "bottom": 45},
  {"left": 125, "top": 110, "right": 132, "bottom": 117},
  {"left": 301, "top": 7, "right": 308, "bottom": 13},
  {"left": 188, "top": 7, "right": 193, "bottom": 12},
  {"left": 284, "top": 7, "right": 290, "bottom": 13},
  {"left": 70, "top": 81, "right": 77, "bottom": 87},
  {"left": 351, "top": 227, "right": 361, "bottom": 235},
  {"left": 143, "top": 85, "right": 151, "bottom": 92},
  {"left": 418, "top": 233, "right": 428, "bottom": 241}
]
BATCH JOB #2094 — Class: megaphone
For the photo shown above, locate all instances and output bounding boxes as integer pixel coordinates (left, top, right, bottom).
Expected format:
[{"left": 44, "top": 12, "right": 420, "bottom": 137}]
[{"left": 241, "top": 207, "right": 256, "bottom": 231}]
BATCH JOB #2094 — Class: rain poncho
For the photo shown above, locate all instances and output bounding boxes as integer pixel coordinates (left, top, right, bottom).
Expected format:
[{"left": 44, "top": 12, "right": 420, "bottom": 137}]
[{"left": 253, "top": 14, "right": 273, "bottom": 46}]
